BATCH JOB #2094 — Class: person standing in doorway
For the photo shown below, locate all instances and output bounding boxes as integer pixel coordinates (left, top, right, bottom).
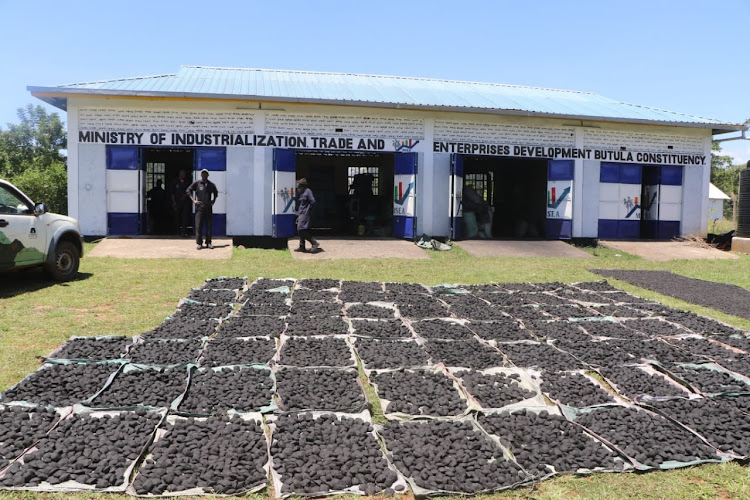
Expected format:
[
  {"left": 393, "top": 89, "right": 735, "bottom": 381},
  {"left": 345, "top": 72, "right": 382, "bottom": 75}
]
[
  {"left": 188, "top": 169, "right": 219, "bottom": 249},
  {"left": 147, "top": 179, "right": 168, "bottom": 234},
  {"left": 295, "top": 178, "right": 321, "bottom": 253},
  {"left": 172, "top": 169, "right": 192, "bottom": 237}
]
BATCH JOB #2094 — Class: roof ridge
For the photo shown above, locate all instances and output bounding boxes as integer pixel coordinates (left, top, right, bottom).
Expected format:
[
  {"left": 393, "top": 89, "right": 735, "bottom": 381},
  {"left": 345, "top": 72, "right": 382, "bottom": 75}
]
[
  {"left": 178, "top": 65, "right": 596, "bottom": 95},
  {"left": 614, "top": 98, "right": 722, "bottom": 123},
  {"left": 62, "top": 73, "right": 176, "bottom": 87}
]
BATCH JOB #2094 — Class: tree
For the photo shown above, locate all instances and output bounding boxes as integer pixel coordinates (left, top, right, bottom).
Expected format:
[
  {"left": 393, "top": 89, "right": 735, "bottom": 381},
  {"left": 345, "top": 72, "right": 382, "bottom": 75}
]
[
  {"left": 0, "top": 104, "right": 67, "bottom": 213},
  {"left": 710, "top": 139, "right": 744, "bottom": 220}
]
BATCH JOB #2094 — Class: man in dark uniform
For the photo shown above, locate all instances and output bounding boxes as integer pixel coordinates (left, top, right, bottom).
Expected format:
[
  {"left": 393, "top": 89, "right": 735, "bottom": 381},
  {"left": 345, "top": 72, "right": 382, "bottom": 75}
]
[
  {"left": 172, "top": 169, "right": 192, "bottom": 236},
  {"left": 187, "top": 169, "right": 219, "bottom": 249}
]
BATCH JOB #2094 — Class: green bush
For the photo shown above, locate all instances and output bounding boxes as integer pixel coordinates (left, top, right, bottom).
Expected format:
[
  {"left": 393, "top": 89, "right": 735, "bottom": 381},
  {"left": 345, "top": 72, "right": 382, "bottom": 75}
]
[{"left": 10, "top": 160, "right": 68, "bottom": 214}]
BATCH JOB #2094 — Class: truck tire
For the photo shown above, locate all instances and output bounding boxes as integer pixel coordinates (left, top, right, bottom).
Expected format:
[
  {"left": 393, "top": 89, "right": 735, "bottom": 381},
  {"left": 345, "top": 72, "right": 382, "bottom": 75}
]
[{"left": 44, "top": 241, "right": 80, "bottom": 282}]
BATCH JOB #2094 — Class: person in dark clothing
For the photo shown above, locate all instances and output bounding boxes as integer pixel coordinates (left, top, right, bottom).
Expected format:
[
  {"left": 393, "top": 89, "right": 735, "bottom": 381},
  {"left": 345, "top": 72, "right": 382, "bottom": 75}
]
[
  {"left": 172, "top": 169, "right": 192, "bottom": 236},
  {"left": 147, "top": 179, "right": 168, "bottom": 234},
  {"left": 462, "top": 185, "right": 493, "bottom": 238},
  {"left": 187, "top": 169, "right": 219, "bottom": 249},
  {"left": 295, "top": 178, "right": 320, "bottom": 253}
]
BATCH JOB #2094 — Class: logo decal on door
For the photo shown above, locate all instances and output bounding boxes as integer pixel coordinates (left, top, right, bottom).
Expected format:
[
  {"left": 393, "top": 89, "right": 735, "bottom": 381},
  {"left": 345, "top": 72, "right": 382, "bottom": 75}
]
[
  {"left": 547, "top": 187, "right": 570, "bottom": 209},
  {"left": 281, "top": 187, "right": 296, "bottom": 213},
  {"left": 394, "top": 182, "right": 414, "bottom": 205}
]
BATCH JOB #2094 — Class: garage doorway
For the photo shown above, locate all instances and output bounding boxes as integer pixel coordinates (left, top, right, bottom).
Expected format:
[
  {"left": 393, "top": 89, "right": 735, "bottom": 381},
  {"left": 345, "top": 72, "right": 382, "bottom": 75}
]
[
  {"left": 294, "top": 151, "right": 396, "bottom": 236},
  {"left": 459, "top": 156, "right": 549, "bottom": 239},
  {"left": 143, "top": 148, "right": 194, "bottom": 235}
]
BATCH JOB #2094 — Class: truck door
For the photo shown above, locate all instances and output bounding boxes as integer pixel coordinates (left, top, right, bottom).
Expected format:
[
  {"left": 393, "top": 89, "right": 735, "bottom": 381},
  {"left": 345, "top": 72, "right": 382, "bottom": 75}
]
[{"left": 0, "top": 183, "right": 45, "bottom": 268}]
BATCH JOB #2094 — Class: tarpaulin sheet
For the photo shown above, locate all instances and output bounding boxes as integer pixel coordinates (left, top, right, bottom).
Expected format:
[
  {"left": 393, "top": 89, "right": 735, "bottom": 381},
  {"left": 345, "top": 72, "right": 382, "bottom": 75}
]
[
  {"left": 128, "top": 413, "right": 268, "bottom": 497},
  {"left": 448, "top": 366, "right": 547, "bottom": 413},
  {"left": 367, "top": 366, "right": 472, "bottom": 420},
  {"left": 43, "top": 336, "right": 133, "bottom": 363},
  {"left": 375, "top": 415, "right": 530, "bottom": 496},
  {"left": 0, "top": 361, "right": 126, "bottom": 410},
  {"left": 476, "top": 406, "right": 631, "bottom": 479},
  {"left": 272, "top": 366, "right": 367, "bottom": 415},
  {"left": 82, "top": 364, "right": 191, "bottom": 412},
  {"left": 176, "top": 364, "right": 276, "bottom": 416},
  {"left": 562, "top": 403, "right": 725, "bottom": 470},
  {"left": 0, "top": 408, "right": 165, "bottom": 493},
  {"left": 276, "top": 335, "right": 358, "bottom": 368},
  {"left": 268, "top": 411, "right": 407, "bottom": 498}
]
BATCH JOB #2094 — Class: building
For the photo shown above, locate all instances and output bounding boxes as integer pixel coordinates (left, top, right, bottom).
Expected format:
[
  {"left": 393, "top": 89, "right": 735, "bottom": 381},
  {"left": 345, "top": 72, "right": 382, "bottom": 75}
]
[
  {"left": 708, "top": 183, "right": 731, "bottom": 221},
  {"left": 29, "top": 66, "right": 745, "bottom": 243}
]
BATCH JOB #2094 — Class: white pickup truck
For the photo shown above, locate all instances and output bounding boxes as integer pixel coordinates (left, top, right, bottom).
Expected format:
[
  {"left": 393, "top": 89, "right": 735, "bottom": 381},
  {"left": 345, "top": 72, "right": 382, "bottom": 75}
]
[{"left": 0, "top": 179, "right": 83, "bottom": 281}]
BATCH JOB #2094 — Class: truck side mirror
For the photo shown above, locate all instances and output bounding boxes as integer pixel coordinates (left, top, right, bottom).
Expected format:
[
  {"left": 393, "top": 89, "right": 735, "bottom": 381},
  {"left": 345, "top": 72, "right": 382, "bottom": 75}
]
[{"left": 34, "top": 203, "right": 47, "bottom": 215}]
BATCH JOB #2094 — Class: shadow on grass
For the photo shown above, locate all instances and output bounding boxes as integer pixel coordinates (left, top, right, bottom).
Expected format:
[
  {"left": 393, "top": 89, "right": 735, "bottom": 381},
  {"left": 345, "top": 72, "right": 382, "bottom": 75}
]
[{"left": 0, "top": 270, "right": 93, "bottom": 298}]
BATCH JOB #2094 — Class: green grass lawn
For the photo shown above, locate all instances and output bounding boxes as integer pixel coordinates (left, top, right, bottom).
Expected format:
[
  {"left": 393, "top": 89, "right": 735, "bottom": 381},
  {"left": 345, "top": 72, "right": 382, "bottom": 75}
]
[{"left": 1, "top": 241, "right": 749, "bottom": 499}]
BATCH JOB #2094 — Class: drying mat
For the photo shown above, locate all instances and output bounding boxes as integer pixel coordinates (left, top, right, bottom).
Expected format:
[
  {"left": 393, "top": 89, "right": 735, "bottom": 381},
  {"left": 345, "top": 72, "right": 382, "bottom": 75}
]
[{"left": 592, "top": 270, "right": 750, "bottom": 320}]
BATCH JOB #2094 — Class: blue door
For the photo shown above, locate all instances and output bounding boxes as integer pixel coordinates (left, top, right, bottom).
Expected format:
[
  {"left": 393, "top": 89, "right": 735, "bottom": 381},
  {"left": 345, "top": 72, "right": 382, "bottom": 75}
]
[
  {"left": 546, "top": 160, "right": 574, "bottom": 239},
  {"left": 106, "top": 146, "right": 141, "bottom": 235},
  {"left": 393, "top": 153, "right": 417, "bottom": 239},
  {"left": 272, "top": 149, "right": 297, "bottom": 238},
  {"left": 196, "top": 148, "right": 227, "bottom": 236}
]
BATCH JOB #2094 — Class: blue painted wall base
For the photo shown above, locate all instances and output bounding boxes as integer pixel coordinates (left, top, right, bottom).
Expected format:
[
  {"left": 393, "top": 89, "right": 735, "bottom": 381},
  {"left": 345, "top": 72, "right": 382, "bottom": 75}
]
[
  {"left": 393, "top": 216, "right": 416, "bottom": 239},
  {"left": 273, "top": 214, "right": 296, "bottom": 239},
  {"left": 546, "top": 219, "right": 572, "bottom": 240},
  {"left": 107, "top": 213, "right": 139, "bottom": 235}
]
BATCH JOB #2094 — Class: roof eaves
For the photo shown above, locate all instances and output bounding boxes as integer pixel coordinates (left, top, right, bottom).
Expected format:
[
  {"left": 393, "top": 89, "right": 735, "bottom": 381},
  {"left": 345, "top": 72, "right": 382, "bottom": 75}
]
[{"left": 27, "top": 86, "right": 744, "bottom": 134}]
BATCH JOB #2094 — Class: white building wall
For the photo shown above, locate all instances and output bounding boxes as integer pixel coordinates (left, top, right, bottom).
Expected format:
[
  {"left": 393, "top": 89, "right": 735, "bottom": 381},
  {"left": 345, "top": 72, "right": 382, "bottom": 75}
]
[
  {"left": 77, "top": 143, "right": 107, "bottom": 235},
  {"left": 572, "top": 128, "right": 585, "bottom": 237},
  {"left": 419, "top": 119, "right": 435, "bottom": 236},
  {"left": 432, "top": 153, "right": 451, "bottom": 238},
  {"left": 708, "top": 199, "right": 725, "bottom": 221},
  {"left": 581, "top": 160, "right": 600, "bottom": 237},
  {"left": 65, "top": 97, "right": 715, "bottom": 239},
  {"left": 682, "top": 164, "right": 705, "bottom": 236},
  {"left": 225, "top": 147, "right": 253, "bottom": 235},
  {"left": 66, "top": 106, "right": 80, "bottom": 220}
]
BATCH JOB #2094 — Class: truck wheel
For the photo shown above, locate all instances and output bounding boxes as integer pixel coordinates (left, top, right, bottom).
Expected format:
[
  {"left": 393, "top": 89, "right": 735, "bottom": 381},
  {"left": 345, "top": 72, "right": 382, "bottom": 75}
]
[{"left": 45, "top": 241, "right": 80, "bottom": 282}]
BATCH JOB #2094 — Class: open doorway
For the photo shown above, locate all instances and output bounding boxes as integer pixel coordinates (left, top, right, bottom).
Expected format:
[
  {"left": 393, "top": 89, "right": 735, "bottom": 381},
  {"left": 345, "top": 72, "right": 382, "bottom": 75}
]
[
  {"left": 462, "top": 156, "right": 548, "bottom": 238},
  {"left": 295, "top": 151, "right": 395, "bottom": 236},
  {"left": 143, "top": 148, "right": 195, "bottom": 235}
]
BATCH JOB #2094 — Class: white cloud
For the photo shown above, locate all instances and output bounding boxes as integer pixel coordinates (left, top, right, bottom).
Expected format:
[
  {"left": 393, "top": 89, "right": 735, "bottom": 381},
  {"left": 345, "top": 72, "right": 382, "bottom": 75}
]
[{"left": 720, "top": 140, "right": 750, "bottom": 166}]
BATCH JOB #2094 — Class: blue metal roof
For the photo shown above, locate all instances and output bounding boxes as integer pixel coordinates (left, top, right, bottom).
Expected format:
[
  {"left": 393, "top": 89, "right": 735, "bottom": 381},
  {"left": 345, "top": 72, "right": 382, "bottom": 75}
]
[{"left": 29, "top": 66, "right": 743, "bottom": 132}]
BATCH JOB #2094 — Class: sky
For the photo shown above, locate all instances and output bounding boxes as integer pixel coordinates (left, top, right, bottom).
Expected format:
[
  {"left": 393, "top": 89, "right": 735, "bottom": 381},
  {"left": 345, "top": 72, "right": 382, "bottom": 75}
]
[{"left": 0, "top": 0, "right": 748, "bottom": 164}]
